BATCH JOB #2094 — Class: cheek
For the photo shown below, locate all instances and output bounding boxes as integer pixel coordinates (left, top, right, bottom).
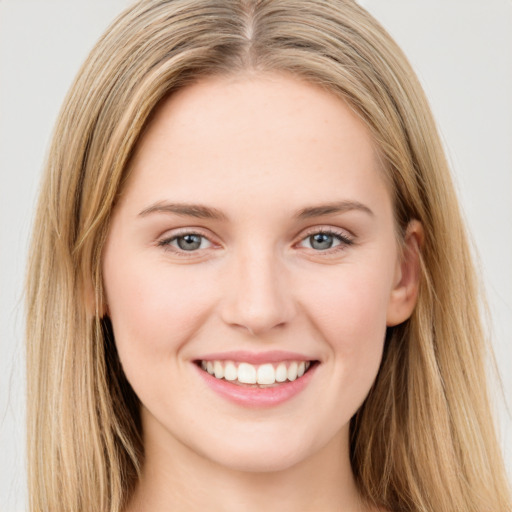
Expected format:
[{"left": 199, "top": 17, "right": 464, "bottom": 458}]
[
  {"left": 103, "top": 254, "right": 214, "bottom": 372},
  {"left": 307, "top": 265, "right": 391, "bottom": 334},
  {"left": 300, "top": 260, "right": 394, "bottom": 378}
]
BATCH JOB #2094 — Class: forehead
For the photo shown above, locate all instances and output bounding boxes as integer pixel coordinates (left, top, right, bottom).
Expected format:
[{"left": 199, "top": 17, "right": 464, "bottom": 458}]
[{"left": 121, "top": 72, "right": 391, "bottom": 217}]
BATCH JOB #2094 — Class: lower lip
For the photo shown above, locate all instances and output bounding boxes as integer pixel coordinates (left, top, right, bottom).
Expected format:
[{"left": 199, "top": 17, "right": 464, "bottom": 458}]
[{"left": 194, "top": 363, "right": 318, "bottom": 407}]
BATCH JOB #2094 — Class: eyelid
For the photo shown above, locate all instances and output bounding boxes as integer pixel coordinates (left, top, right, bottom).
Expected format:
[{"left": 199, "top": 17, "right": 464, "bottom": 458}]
[
  {"left": 298, "top": 225, "right": 354, "bottom": 240},
  {"left": 157, "top": 227, "right": 219, "bottom": 256},
  {"left": 155, "top": 225, "right": 355, "bottom": 257},
  {"left": 295, "top": 226, "right": 355, "bottom": 252}
]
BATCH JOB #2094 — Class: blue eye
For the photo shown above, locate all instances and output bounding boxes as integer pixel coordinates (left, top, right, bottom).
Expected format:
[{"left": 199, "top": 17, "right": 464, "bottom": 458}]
[
  {"left": 160, "top": 233, "right": 212, "bottom": 252},
  {"left": 305, "top": 233, "right": 340, "bottom": 251},
  {"left": 299, "top": 230, "right": 353, "bottom": 251},
  {"left": 176, "top": 234, "right": 203, "bottom": 251},
  {"left": 308, "top": 233, "right": 339, "bottom": 250}
]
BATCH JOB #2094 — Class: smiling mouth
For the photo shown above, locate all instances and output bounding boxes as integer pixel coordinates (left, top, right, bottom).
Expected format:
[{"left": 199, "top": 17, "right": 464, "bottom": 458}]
[{"left": 195, "top": 359, "right": 318, "bottom": 388}]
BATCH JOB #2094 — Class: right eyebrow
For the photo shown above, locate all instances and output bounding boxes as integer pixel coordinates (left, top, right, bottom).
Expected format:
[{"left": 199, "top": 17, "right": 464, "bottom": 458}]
[{"left": 138, "top": 201, "right": 228, "bottom": 221}]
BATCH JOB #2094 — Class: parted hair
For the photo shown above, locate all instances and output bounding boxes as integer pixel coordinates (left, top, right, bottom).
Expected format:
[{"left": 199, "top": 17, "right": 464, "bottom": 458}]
[{"left": 26, "top": 1, "right": 511, "bottom": 511}]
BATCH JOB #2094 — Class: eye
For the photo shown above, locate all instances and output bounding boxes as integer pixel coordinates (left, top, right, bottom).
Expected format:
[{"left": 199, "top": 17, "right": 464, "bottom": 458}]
[
  {"left": 298, "top": 229, "right": 353, "bottom": 251},
  {"left": 305, "top": 232, "right": 339, "bottom": 250},
  {"left": 159, "top": 232, "right": 213, "bottom": 252}
]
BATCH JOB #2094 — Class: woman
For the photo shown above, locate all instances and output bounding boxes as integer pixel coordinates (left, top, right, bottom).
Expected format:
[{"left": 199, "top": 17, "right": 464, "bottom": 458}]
[{"left": 25, "top": 1, "right": 511, "bottom": 511}]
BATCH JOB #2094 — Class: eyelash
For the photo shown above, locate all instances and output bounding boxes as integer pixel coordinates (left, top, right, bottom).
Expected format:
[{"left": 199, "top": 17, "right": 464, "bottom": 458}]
[
  {"left": 157, "top": 229, "right": 213, "bottom": 256},
  {"left": 298, "top": 228, "right": 354, "bottom": 253},
  {"left": 157, "top": 227, "right": 354, "bottom": 257}
]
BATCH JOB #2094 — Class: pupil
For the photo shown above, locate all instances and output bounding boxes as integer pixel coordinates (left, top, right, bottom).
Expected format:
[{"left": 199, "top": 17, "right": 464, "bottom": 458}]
[
  {"left": 177, "top": 234, "right": 202, "bottom": 251},
  {"left": 311, "top": 233, "right": 333, "bottom": 250}
]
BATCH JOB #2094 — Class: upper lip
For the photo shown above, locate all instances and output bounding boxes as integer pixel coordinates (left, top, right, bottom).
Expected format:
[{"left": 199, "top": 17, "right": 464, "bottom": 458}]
[{"left": 195, "top": 350, "right": 318, "bottom": 365}]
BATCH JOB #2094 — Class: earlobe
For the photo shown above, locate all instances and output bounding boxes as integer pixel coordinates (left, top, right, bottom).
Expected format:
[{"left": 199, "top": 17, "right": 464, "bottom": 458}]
[{"left": 386, "top": 220, "right": 424, "bottom": 327}]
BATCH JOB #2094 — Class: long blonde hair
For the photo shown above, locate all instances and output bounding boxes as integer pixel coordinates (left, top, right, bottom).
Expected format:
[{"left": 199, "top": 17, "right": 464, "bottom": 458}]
[{"left": 26, "top": 1, "right": 511, "bottom": 511}]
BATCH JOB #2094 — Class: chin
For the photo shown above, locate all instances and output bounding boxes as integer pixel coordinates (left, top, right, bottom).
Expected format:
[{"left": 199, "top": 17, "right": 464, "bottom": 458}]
[
  {"left": 193, "top": 428, "right": 324, "bottom": 474},
  {"left": 209, "top": 447, "right": 309, "bottom": 474}
]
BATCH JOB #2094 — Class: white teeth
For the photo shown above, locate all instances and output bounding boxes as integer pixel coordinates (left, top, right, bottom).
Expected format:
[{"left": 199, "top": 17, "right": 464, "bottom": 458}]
[
  {"left": 257, "top": 364, "right": 276, "bottom": 385},
  {"left": 224, "top": 361, "right": 237, "bottom": 381},
  {"left": 237, "top": 362, "right": 257, "bottom": 384},
  {"left": 214, "top": 361, "right": 224, "bottom": 379},
  {"left": 200, "top": 359, "right": 313, "bottom": 385},
  {"left": 288, "top": 361, "right": 298, "bottom": 381},
  {"left": 275, "top": 363, "right": 288, "bottom": 382}
]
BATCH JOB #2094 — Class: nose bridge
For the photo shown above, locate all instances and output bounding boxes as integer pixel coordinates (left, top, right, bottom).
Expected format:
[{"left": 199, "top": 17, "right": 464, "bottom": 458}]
[{"left": 221, "top": 242, "right": 295, "bottom": 335}]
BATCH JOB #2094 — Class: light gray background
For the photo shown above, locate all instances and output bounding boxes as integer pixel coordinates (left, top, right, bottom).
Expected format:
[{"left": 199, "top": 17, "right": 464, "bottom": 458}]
[{"left": 1, "top": 1, "right": 511, "bottom": 510}]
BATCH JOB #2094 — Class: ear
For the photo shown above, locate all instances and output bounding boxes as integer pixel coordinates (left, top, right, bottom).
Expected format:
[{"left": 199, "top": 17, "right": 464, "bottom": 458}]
[{"left": 386, "top": 220, "right": 424, "bottom": 327}]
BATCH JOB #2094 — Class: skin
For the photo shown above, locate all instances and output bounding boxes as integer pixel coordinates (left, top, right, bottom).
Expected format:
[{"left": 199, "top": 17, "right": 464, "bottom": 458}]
[{"left": 102, "top": 72, "right": 422, "bottom": 512}]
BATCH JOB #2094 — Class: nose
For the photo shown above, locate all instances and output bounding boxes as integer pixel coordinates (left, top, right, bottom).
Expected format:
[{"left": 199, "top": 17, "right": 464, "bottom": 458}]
[{"left": 219, "top": 247, "right": 296, "bottom": 336}]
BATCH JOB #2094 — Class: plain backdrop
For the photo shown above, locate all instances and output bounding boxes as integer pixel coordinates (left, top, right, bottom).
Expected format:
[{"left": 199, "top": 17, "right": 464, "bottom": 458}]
[{"left": 1, "top": 1, "right": 511, "bottom": 510}]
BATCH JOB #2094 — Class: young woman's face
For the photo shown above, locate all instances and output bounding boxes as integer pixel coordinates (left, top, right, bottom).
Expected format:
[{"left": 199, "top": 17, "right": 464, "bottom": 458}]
[{"left": 103, "top": 73, "right": 418, "bottom": 473}]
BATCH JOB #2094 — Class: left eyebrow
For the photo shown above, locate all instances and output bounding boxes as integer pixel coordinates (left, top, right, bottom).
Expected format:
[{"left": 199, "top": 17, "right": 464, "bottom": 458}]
[{"left": 294, "top": 200, "right": 374, "bottom": 219}]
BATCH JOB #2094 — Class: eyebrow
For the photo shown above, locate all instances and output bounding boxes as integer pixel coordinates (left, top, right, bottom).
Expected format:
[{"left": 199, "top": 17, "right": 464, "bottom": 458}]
[
  {"left": 294, "top": 200, "right": 374, "bottom": 219},
  {"left": 138, "top": 199, "right": 373, "bottom": 221},
  {"left": 138, "top": 201, "right": 228, "bottom": 220}
]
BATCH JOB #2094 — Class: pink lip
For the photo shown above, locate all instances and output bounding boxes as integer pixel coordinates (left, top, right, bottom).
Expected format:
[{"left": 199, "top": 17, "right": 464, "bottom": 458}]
[
  {"left": 193, "top": 360, "right": 318, "bottom": 408},
  {"left": 195, "top": 350, "right": 315, "bottom": 364}
]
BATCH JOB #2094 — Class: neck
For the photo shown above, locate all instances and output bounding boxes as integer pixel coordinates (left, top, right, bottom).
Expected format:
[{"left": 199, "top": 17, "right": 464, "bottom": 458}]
[{"left": 125, "top": 419, "right": 371, "bottom": 512}]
